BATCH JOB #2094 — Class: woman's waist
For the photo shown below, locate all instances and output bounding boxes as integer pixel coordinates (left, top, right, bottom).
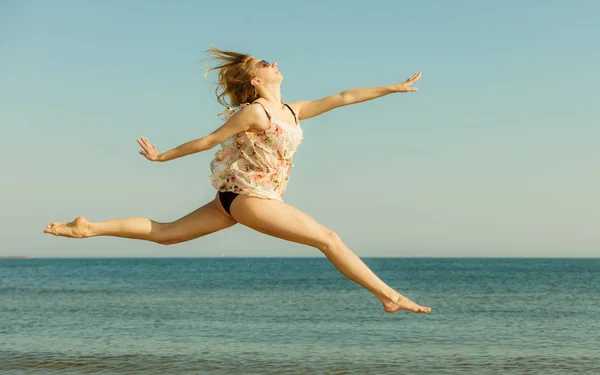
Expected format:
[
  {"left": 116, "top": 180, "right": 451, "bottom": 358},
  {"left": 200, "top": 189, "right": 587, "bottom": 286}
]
[
  {"left": 219, "top": 163, "right": 292, "bottom": 174},
  {"left": 213, "top": 153, "right": 294, "bottom": 169}
]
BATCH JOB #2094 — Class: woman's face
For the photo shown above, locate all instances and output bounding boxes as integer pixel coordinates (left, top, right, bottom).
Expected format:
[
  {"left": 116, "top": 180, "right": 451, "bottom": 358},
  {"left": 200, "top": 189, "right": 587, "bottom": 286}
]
[{"left": 252, "top": 58, "right": 282, "bottom": 84}]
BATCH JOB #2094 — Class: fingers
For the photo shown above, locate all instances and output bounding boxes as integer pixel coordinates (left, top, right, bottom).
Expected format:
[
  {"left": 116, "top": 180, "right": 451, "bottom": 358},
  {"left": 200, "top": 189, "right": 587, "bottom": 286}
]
[
  {"left": 406, "top": 72, "right": 422, "bottom": 84},
  {"left": 136, "top": 137, "right": 154, "bottom": 160},
  {"left": 136, "top": 137, "right": 154, "bottom": 151},
  {"left": 397, "top": 72, "right": 421, "bottom": 92}
]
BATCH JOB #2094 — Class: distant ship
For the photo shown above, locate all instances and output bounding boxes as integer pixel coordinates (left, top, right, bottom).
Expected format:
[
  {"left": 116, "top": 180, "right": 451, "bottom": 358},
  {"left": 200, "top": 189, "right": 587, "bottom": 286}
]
[{"left": 0, "top": 255, "right": 32, "bottom": 259}]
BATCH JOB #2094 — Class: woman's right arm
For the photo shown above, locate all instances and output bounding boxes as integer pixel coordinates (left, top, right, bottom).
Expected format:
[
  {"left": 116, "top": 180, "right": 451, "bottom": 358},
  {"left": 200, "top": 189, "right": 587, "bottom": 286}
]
[{"left": 138, "top": 105, "right": 265, "bottom": 163}]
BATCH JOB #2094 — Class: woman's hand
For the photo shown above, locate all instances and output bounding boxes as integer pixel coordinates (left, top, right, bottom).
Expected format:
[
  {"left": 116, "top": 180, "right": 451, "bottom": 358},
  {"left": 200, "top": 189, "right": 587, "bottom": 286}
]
[
  {"left": 137, "top": 137, "right": 162, "bottom": 162},
  {"left": 392, "top": 72, "right": 422, "bottom": 92}
]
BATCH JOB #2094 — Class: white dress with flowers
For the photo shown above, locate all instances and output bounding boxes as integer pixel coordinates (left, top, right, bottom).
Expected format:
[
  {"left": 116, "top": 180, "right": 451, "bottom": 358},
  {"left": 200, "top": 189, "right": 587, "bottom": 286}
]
[{"left": 209, "top": 104, "right": 303, "bottom": 201}]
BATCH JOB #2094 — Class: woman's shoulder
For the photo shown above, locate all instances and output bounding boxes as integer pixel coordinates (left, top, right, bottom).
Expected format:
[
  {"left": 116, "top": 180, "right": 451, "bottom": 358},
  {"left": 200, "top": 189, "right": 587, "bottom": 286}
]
[{"left": 227, "top": 103, "right": 271, "bottom": 133}]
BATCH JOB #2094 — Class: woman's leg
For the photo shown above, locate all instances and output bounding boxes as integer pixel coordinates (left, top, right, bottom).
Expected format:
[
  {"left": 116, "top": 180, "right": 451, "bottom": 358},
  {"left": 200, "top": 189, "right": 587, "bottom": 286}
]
[
  {"left": 43, "top": 194, "right": 236, "bottom": 245},
  {"left": 229, "top": 196, "right": 431, "bottom": 314}
]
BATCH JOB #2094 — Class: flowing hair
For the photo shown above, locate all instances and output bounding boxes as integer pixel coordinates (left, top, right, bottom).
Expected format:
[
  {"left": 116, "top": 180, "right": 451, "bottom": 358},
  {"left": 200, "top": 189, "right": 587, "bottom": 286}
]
[{"left": 203, "top": 46, "right": 258, "bottom": 108}]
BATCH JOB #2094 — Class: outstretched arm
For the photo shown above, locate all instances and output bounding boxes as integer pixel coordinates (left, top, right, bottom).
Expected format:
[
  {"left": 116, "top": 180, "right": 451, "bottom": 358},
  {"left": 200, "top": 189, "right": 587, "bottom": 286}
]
[
  {"left": 292, "top": 72, "right": 421, "bottom": 121},
  {"left": 137, "top": 104, "right": 266, "bottom": 162}
]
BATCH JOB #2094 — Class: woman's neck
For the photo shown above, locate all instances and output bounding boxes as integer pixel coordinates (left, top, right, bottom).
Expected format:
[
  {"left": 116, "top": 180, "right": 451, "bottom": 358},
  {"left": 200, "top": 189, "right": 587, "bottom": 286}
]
[{"left": 256, "top": 84, "right": 283, "bottom": 105}]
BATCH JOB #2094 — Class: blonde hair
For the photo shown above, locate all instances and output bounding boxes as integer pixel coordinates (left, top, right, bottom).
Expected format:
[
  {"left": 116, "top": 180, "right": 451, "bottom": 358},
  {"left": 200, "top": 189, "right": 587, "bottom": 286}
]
[{"left": 203, "top": 46, "right": 259, "bottom": 107}]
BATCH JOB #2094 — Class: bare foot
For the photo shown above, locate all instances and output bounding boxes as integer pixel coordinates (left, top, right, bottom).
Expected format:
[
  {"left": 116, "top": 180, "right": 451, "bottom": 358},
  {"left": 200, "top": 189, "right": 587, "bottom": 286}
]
[
  {"left": 44, "top": 216, "right": 91, "bottom": 238},
  {"left": 382, "top": 294, "right": 432, "bottom": 314}
]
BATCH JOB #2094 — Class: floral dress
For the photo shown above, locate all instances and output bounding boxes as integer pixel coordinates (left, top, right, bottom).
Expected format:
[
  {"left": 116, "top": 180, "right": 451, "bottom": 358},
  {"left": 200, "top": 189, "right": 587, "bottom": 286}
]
[{"left": 209, "top": 104, "right": 304, "bottom": 201}]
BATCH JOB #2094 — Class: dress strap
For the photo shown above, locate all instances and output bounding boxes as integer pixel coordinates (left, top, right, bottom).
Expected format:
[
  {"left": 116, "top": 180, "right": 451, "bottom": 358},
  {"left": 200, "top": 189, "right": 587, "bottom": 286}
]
[
  {"left": 283, "top": 103, "right": 298, "bottom": 124},
  {"left": 251, "top": 101, "right": 271, "bottom": 121}
]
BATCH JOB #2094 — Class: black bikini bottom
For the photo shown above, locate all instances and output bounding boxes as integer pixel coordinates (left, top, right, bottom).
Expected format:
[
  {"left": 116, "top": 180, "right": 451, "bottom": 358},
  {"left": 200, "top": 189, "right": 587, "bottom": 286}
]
[{"left": 218, "top": 191, "right": 239, "bottom": 215}]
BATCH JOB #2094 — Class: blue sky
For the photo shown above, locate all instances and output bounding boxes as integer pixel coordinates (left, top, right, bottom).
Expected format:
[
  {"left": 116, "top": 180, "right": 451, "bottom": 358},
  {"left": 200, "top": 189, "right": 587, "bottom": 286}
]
[{"left": 1, "top": 0, "right": 598, "bottom": 257}]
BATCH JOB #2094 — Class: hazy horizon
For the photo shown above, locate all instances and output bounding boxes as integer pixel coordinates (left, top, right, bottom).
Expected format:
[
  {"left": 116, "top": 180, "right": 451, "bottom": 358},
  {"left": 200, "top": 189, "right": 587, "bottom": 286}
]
[{"left": 2, "top": 256, "right": 598, "bottom": 260}]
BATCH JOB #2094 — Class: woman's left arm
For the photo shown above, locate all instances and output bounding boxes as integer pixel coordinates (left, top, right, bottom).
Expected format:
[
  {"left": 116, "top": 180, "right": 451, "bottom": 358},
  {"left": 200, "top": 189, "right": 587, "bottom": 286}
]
[{"left": 292, "top": 72, "right": 421, "bottom": 121}]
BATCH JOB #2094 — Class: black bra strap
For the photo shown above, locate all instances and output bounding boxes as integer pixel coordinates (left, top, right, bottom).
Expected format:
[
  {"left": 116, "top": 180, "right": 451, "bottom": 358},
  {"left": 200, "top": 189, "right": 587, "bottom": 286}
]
[
  {"left": 251, "top": 101, "right": 271, "bottom": 121},
  {"left": 283, "top": 103, "right": 298, "bottom": 124}
]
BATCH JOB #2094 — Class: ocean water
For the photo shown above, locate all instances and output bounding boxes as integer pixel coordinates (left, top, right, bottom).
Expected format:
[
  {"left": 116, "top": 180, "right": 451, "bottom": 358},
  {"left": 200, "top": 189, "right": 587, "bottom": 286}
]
[{"left": 1, "top": 257, "right": 599, "bottom": 374}]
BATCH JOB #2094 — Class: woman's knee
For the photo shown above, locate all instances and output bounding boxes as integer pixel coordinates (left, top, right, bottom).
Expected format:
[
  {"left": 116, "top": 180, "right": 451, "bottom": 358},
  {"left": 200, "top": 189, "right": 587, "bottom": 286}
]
[
  {"left": 317, "top": 229, "right": 342, "bottom": 253},
  {"left": 150, "top": 222, "right": 178, "bottom": 245},
  {"left": 156, "top": 237, "right": 179, "bottom": 246}
]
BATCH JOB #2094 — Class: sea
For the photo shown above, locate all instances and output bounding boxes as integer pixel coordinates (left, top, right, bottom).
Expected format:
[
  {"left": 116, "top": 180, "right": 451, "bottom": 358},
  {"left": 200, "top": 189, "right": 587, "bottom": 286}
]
[{"left": 1, "top": 258, "right": 598, "bottom": 374}]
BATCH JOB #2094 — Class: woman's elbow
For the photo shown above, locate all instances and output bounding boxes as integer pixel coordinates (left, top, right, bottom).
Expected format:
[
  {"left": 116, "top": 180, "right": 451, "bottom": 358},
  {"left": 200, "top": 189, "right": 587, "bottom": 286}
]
[
  {"left": 200, "top": 135, "right": 220, "bottom": 151},
  {"left": 339, "top": 92, "right": 353, "bottom": 106}
]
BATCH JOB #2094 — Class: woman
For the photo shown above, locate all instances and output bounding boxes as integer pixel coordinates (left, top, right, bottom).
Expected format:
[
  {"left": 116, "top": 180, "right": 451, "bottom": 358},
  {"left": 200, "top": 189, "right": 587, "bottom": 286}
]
[{"left": 44, "top": 47, "right": 431, "bottom": 314}]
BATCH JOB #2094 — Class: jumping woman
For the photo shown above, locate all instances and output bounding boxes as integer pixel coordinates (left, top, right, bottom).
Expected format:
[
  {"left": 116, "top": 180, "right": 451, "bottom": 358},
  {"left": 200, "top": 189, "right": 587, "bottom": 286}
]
[{"left": 44, "top": 47, "right": 431, "bottom": 314}]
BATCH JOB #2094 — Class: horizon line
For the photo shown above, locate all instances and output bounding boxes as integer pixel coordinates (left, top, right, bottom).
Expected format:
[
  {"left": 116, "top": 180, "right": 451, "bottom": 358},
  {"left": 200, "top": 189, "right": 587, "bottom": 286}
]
[{"left": 3, "top": 256, "right": 599, "bottom": 260}]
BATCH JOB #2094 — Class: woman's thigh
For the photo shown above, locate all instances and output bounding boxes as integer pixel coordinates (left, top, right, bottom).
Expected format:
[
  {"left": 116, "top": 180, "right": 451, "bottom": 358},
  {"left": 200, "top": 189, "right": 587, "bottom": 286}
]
[{"left": 229, "top": 195, "right": 337, "bottom": 250}]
